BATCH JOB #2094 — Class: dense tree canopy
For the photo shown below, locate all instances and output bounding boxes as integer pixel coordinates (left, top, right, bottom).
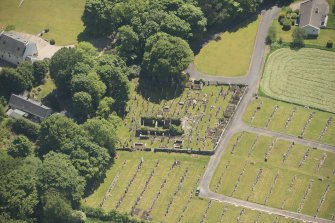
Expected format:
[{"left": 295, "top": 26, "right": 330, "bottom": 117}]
[
  {"left": 38, "top": 152, "right": 85, "bottom": 207},
  {"left": 72, "top": 91, "right": 94, "bottom": 121},
  {"left": 33, "top": 60, "right": 49, "bottom": 85},
  {"left": 0, "top": 68, "right": 30, "bottom": 98},
  {"left": 8, "top": 135, "right": 34, "bottom": 158},
  {"left": 142, "top": 32, "right": 193, "bottom": 84}
]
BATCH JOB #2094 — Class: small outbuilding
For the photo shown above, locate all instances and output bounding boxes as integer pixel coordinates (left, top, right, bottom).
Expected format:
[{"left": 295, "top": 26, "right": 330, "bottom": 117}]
[
  {"left": 0, "top": 31, "right": 38, "bottom": 65},
  {"left": 299, "top": 0, "right": 329, "bottom": 36},
  {"left": 8, "top": 94, "right": 52, "bottom": 121}
]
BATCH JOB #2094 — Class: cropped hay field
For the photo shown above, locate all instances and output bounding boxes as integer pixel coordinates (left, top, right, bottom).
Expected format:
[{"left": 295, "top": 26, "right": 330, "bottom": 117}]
[
  {"left": 117, "top": 79, "right": 245, "bottom": 151},
  {"left": 85, "top": 151, "right": 302, "bottom": 223},
  {"left": 211, "top": 132, "right": 335, "bottom": 220},
  {"left": 260, "top": 48, "right": 335, "bottom": 113},
  {"left": 243, "top": 96, "right": 335, "bottom": 146}
]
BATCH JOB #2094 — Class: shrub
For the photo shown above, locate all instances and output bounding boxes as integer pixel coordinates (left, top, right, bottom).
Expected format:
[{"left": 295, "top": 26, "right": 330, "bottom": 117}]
[
  {"left": 291, "top": 13, "right": 298, "bottom": 19},
  {"left": 282, "top": 19, "right": 292, "bottom": 31},
  {"left": 169, "top": 124, "right": 183, "bottom": 136},
  {"left": 278, "top": 37, "right": 283, "bottom": 44},
  {"left": 50, "top": 39, "right": 56, "bottom": 45},
  {"left": 294, "top": 9, "right": 300, "bottom": 14},
  {"left": 10, "top": 118, "right": 40, "bottom": 141},
  {"left": 45, "top": 28, "right": 50, "bottom": 33},
  {"left": 278, "top": 13, "right": 285, "bottom": 24},
  {"left": 326, "top": 40, "right": 333, "bottom": 48},
  {"left": 285, "top": 7, "right": 293, "bottom": 14},
  {"left": 5, "top": 25, "right": 15, "bottom": 31}
]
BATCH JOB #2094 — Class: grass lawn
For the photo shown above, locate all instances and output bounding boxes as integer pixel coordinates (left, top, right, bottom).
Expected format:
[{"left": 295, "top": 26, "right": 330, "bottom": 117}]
[
  {"left": 194, "top": 16, "right": 261, "bottom": 77},
  {"left": 117, "top": 79, "right": 245, "bottom": 151},
  {"left": 211, "top": 132, "right": 335, "bottom": 220},
  {"left": 29, "top": 75, "right": 56, "bottom": 101},
  {"left": 243, "top": 96, "right": 335, "bottom": 146},
  {"left": 0, "top": 0, "right": 85, "bottom": 45},
  {"left": 260, "top": 48, "right": 335, "bottom": 113},
  {"left": 84, "top": 151, "right": 302, "bottom": 223},
  {"left": 273, "top": 20, "right": 335, "bottom": 47}
]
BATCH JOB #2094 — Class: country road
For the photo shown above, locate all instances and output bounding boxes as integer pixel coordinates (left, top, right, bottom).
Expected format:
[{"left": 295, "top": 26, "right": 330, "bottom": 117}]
[{"left": 197, "top": 5, "right": 335, "bottom": 223}]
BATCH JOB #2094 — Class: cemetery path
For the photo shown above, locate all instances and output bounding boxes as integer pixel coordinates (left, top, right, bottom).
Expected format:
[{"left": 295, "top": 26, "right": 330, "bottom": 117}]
[
  {"left": 242, "top": 125, "right": 335, "bottom": 153},
  {"left": 198, "top": 6, "right": 335, "bottom": 223}
]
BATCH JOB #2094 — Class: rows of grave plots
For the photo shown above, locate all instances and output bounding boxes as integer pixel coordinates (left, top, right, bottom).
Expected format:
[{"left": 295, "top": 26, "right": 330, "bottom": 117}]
[
  {"left": 244, "top": 96, "right": 335, "bottom": 146},
  {"left": 120, "top": 83, "right": 246, "bottom": 151},
  {"left": 84, "top": 152, "right": 300, "bottom": 223},
  {"left": 211, "top": 132, "right": 335, "bottom": 220}
]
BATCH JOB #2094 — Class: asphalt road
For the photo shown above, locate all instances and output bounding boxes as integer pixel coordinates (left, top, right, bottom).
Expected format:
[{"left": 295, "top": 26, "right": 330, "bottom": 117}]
[{"left": 197, "top": 6, "right": 335, "bottom": 223}]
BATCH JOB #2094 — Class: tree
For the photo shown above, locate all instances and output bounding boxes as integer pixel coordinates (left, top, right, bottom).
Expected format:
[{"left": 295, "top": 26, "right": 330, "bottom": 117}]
[
  {"left": 266, "top": 24, "right": 277, "bottom": 44},
  {"left": 8, "top": 135, "right": 34, "bottom": 158},
  {"left": 83, "top": 118, "right": 118, "bottom": 156},
  {"left": 38, "top": 114, "right": 85, "bottom": 156},
  {"left": 72, "top": 91, "right": 93, "bottom": 121},
  {"left": 33, "top": 60, "right": 49, "bottom": 85},
  {"left": 292, "top": 28, "right": 306, "bottom": 46},
  {"left": 70, "top": 72, "right": 106, "bottom": 107},
  {"left": 41, "top": 190, "right": 83, "bottom": 223},
  {"left": 96, "top": 97, "right": 115, "bottom": 119},
  {"left": 142, "top": 32, "right": 193, "bottom": 84},
  {"left": 38, "top": 152, "right": 85, "bottom": 207},
  {"left": 0, "top": 104, "right": 4, "bottom": 122},
  {"left": 16, "top": 62, "right": 34, "bottom": 90},
  {"left": 49, "top": 47, "right": 81, "bottom": 95},
  {"left": 0, "top": 155, "right": 41, "bottom": 222},
  {"left": 75, "top": 42, "right": 97, "bottom": 68},
  {"left": 161, "top": 12, "right": 191, "bottom": 39},
  {"left": 0, "top": 68, "right": 28, "bottom": 97},
  {"left": 117, "top": 25, "right": 140, "bottom": 63},
  {"left": 10, "top": 118, "right": 40, "bottom": 141}
]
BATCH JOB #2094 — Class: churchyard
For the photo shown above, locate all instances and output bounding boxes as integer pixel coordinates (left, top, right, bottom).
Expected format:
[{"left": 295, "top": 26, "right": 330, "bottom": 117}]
[
  {"left": 243, "top": 96, "right": 335, "bottom": 146},
  {"left": 84, "top": 151, "right": 302, "bottom": 223},
  {"left": 210, "top": 132, "right": 335, "bottom": 220},
  {"left": 260, "top": 48, "right": 335, "bottom": 113},
  {"left": 118, "top": 79, "right": 246, "bottom": 152}
]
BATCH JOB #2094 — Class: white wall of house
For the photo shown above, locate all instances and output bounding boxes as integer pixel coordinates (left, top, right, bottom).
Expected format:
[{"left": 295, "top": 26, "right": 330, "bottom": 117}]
[
  {"left": 302, "top": 25, "right": 320, "bottom": 35},
  {"left": 23, "top": 43, "right": 38, "bottom": 60},
  {"left": 0, "top": 50, "right": 24, "bottom": 65}
]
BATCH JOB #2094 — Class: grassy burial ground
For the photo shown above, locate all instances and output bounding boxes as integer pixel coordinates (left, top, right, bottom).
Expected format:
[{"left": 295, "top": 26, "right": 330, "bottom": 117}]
[
  {"left": 260, "top": 48, "right": 335, "bottom": 113},
  {"left": 243, "top": 96, "right": 335, "bottom": 146},
  {"left": 211, "top": 132, "right": 335, "bottom": 220},
  {"left": 117, "top": 79, "right": 246, "bottom": 151},
  {"left": 84, "top": 151, "right": 302, "bottom": 223},
  {"left": 194, "top": 16, "right": 261, "bottom": 77},
  {"left": 0, "top": 0, "right": 85, "bottom": 45}
]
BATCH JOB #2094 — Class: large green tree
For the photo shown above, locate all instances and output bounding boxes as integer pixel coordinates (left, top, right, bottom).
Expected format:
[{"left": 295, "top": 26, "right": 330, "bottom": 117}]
[
  {"left": 8, "top": 135, "right": 34, "bottom": 158},
  {"left": 0, "top": 68, "right": 29, "bottom": 97},
  {"left": 38, "top": 152, "right": 85, "bottom": 207},
  {"left": 142, "top": 32, "right": 193, "bottom": 84},
  {"left": 72, "top": 91, "right": 94, "bottom": 121},
  {"left": 0, "top": 155, "right": 41, "bottom": 222},
  {"left": 33, "top": 60, "right": 49, "bottom": 85}
]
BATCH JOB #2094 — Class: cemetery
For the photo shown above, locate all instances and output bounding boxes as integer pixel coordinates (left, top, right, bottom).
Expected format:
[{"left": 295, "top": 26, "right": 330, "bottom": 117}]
[
  {"left": 84, "top": 151, "right": 302, "bottom": 223},
  {"left": 118, "top": 79, "right": 247, "bottom": 153},
  {"left": 210, "top": 132, "right": 335, "bottom": 220},
  {"left": 243, "top": 96, "right": 335, "bottom": 146}
]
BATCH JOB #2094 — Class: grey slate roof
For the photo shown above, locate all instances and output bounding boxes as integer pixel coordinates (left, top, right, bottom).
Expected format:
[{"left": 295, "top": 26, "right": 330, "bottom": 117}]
[
  {"left": 9, "top": 94, "right": 52, "bottom": 120},
  {"left": 0, "top": 32, "right": 28, "bottom": 57},
  {"left": 299, "top": 0, "right": 329, "bottom": 28}
]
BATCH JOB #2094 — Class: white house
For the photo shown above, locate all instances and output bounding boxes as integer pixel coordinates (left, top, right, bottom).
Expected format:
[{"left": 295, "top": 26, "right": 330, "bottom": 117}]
[
  {"left": 299, "top": 0, "right": 329, "bottom": 35},
  {"left": 0, "top": 31, "right": 38, "bottom": 65}
]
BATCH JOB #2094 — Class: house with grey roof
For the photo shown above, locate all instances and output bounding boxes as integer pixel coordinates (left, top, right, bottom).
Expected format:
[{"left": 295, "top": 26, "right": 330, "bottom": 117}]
[
  {"left": 299, "top": 0, "right": 329, "bottom": 35},
  {"left": 0, "top": 31, "right": 38, "bottom": 65},
  {"left": 8, "top": 94, "right": 52, "bottom": 121}
]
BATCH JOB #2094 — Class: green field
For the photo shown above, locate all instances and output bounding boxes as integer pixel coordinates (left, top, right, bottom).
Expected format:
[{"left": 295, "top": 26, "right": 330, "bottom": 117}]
[
  {"left": 243, "top": 97, "right": 335, "bottom": 146},
  {"left": 85, "top": 151, "right": 302, "bottom": 223},
  {"left": 260, "top": 48, "right": 335, "bottom": 113},
  {"left": 117, "top": 79, "right": 245, "bottom": 151},
  {"left": 0, "top": 0, "right": 85, "bottom": 45},
  {"left": 211, "top": 132, "right": 335, "bottom": 220},
  {"left": 194, "top": 16, "right": 261, "bottom": 77}
]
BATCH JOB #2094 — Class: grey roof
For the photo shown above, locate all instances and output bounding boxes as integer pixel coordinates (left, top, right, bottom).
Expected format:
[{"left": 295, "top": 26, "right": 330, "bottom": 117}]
[
  {"left": 299, "top": 0, "right": 329, "bottom": 28},
  {"left": 0, "top": 32, "right": 28, "bottom": 57},
  {"left": 9, "top": 94, "right": 52, "bottom": 119}
]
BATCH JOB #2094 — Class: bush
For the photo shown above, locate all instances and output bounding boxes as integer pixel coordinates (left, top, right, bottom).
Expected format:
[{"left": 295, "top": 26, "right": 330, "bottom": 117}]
[
  {"left": 10, "top": 118, "right": 40, "bottom": 141},
  {"left": 45, "top": 28, "right": 50, "bottom": 33},
  {"left": 285, "top": 7, "right": 293, "bottom": 14},
  {"left": 326, "top": 40, "right": 333, "bottom": 48},
  {"left": 5, "top": 25, "right": 15, "bottom": 31},
  {"left": 291, "top": 13, "right": 298, "bottom": 19},
  {"left": 169, "top": 124, "right": 183, "bottom": 136},
  {"left": 50, "top": 39, "right": 56, "bottom": 45},
  {"left": 282, "top": 19, "right": 292, "bottom": 31},
  {"left": 294, "top": 9, "right": 300, "bottom": 14},
  {"left": 0, "top": 104, "right": 5, "bottom": 123},
  {"left": 278, "top": 13, "right": 285, "bottom": 24}
]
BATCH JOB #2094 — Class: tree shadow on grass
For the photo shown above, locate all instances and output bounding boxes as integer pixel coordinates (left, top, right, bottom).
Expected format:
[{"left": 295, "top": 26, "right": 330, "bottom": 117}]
[{"left": 137, "top": 76, "right": 185, "bottom": 104}]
